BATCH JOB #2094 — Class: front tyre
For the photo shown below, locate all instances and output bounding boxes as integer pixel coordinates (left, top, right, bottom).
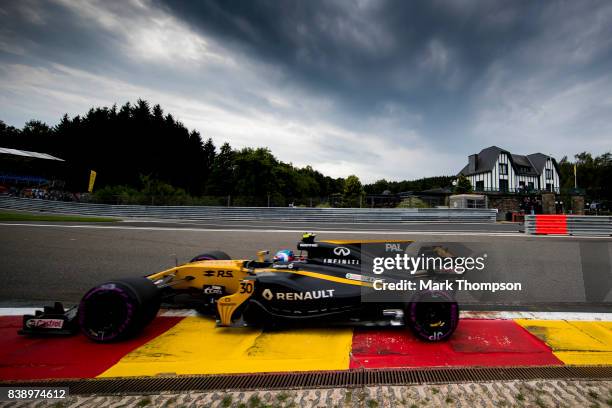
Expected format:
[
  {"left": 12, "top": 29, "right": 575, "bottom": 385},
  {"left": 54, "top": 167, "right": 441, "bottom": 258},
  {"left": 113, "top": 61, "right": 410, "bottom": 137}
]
[
  {"left": 406, "top": 291, "right": 459, "bottom": 342},
  {"left": 78, "top": 277, "right": 161, "bottom": 342},
  {"left": 190, "top": 250, "right": 231, "bottom": 262}
]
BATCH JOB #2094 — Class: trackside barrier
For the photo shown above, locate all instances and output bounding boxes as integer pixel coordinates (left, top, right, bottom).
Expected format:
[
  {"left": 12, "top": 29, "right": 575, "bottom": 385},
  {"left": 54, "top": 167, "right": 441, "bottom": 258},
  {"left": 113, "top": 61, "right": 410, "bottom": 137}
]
[
  {"left": 525, "top": 214, "right": 612, "bottom": 236},
  {"left": 0, "top": 196, "right": 498, "bottom": 223}
]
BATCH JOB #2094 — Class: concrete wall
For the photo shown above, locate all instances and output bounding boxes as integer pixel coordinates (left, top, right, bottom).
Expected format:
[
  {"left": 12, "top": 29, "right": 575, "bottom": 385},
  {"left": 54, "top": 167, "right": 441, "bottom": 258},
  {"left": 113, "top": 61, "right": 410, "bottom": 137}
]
[{"left": 488, "top": 196, "right": 522, "bottom": 220}]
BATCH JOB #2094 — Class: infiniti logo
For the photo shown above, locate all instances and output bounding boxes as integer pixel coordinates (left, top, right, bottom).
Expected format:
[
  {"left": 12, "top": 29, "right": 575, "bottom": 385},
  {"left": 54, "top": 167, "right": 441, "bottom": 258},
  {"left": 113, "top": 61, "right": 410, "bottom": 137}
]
[{"left": 333, "top": 247, "right": 350, "bottom": 256}]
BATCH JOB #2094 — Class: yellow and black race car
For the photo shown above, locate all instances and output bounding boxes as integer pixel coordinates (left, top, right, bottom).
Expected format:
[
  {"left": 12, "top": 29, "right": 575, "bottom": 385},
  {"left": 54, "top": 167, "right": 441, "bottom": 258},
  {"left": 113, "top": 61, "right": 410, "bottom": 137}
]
[{"left": 20, "top": 234, "right": 459, "bottom": 342}]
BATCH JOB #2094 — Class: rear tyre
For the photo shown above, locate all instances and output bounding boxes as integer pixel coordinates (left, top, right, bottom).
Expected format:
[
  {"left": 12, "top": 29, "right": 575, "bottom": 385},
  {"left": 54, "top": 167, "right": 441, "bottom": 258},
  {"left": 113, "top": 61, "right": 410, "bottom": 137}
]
[
  {"left": 190, "top": 250, "right": 231, "bottom": 262},
  {"left": 405, "top": 291, "right": 459, "bottom": 342},
  {"left": 78, "top": 277, "right": 161, "bottom": 342}
]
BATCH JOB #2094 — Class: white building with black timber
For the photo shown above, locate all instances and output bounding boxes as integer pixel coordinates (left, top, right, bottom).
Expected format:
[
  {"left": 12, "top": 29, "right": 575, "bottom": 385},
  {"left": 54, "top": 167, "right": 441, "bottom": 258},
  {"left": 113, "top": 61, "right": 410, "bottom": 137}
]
[{"left": 458, "top": 146, "right": 560, "bottom": 193}]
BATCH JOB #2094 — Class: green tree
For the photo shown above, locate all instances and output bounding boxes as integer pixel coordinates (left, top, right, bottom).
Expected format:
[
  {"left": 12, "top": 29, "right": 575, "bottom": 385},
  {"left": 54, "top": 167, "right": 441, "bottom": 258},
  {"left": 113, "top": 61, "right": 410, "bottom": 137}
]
[
  {"left": 202, "top": 138, "right": 216, "bottom": 187},
  {"left": 0, "top": 120, "right": 21, "bottom": 148},
  {"left": 343, "top": 175, "right": 365, "bottom": 207},
  {"left": 559, "top": 152, "right": 612, "bottom": 202},
  {"left": 232, "top": 147, "right": 277, "bottom": 199},
  {"left": 363, "top": 176, "right": 454, "bottom": 194},
  {"left": 454, "top": 174, "right": 472, "bottom": 193},
  {"left": 396, "top": 196, "right": 429, "bottom": 208},
  {"left": 365, "top": 179, "right": 390, "bottom": 195},
  {"left": 207, "top": 142, "right": 235, "bottom": 196}
]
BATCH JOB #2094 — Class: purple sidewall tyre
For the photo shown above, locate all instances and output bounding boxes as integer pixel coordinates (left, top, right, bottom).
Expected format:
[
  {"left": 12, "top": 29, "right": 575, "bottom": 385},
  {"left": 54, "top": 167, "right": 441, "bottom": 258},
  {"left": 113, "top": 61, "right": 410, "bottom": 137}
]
[
  {"left": 406, "top": 290, "right": 459, "bottom": 342},
  {"left": 190, "top": 250, "right": 231, "bottom": 263},
  {"left": 78, "top": 277, "right": 160, "bottom": 342}
]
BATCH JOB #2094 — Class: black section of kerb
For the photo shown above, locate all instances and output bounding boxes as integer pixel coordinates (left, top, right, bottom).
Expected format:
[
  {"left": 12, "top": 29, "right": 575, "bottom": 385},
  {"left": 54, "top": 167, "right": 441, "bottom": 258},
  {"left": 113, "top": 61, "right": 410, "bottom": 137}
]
[{"left": 1, "top": 366, "right": 611, "bottom": 396}]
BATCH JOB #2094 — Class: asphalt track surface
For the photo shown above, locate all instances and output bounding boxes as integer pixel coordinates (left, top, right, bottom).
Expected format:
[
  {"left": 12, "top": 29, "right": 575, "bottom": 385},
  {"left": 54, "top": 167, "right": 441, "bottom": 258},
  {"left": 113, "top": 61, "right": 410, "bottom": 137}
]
[{"left": 0, "top": 220, "right": 611, "bottom": 311}]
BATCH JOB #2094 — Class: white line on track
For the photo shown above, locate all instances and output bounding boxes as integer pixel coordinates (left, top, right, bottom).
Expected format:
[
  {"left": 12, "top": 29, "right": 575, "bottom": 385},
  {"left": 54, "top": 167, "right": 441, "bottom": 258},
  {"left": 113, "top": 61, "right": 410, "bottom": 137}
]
[
  {"left": 0, "top": 222, "right": 609, "bottom": 239},
  {"left": 1, "top": 307, "right": 611, "bottom": 321}
]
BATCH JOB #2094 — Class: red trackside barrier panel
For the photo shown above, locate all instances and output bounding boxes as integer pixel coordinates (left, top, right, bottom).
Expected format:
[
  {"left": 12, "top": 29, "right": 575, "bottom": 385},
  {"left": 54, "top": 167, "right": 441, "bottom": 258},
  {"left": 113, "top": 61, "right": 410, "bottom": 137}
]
[{"left": 535, "top": 215, "right": 567, "bottom": 235}]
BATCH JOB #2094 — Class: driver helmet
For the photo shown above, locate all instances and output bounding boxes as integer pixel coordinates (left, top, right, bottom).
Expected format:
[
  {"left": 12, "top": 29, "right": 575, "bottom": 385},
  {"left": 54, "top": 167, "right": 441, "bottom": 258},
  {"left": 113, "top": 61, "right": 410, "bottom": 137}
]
[{"left": 273, "top": 249, "right": 295, "bottom": 263}]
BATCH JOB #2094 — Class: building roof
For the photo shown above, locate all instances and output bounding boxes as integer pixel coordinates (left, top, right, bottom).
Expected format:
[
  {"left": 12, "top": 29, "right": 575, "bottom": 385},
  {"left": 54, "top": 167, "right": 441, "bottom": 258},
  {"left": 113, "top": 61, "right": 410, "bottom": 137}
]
[
  {"left": 476, "top": 146, "right": 502, "bottom": 173},
  {"left": 526, "top": 153, "right": 552, "bottom": 173},
  {"left": 0, "top": 147, "right": 64, "bottom": 161},
  {"left": 510, "top": 154, "right": 531, "bottom": 167},
  {"left": 510, "top": 154, "right": 539, "bottom": 176},
  {"left": 459, "top": 146, "right": 556, "bottom": 176}
]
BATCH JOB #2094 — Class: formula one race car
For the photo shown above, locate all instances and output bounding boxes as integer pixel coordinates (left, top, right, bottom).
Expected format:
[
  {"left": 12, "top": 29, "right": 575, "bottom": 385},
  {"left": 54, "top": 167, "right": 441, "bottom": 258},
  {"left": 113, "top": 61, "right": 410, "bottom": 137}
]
[{"left": 20, "top": 234, "right": 459, "bottom": 342}]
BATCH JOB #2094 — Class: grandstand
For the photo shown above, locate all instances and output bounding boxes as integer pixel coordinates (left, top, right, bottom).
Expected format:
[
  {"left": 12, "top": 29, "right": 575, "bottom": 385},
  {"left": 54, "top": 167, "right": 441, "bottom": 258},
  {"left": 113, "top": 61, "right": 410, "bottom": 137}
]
[{"left": 0, "top": 147, "right": 67, "bottom": 197}]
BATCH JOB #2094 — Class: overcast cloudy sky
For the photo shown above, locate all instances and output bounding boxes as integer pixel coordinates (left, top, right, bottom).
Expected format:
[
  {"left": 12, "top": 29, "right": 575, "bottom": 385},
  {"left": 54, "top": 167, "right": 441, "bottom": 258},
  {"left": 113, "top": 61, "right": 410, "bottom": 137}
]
[{"left": 1, "top": 0, "right": 611, "bottom": 182}]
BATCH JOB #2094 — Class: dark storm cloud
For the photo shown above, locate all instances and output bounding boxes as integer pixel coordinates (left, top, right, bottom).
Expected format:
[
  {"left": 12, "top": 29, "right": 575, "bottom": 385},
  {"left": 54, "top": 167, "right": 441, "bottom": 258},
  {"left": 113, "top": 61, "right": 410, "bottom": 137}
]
[
  {"left": 154, "top": 1, "right": 523, "bottom": 83},
  {"left": 0, "top": 1, "right": 126, "bottom": 75},
  {"left": 154, "top": 1, "right": 538, "bottom": 124},
  {"left": 154, "top": 1, "right": 612, "bottom": 147}
]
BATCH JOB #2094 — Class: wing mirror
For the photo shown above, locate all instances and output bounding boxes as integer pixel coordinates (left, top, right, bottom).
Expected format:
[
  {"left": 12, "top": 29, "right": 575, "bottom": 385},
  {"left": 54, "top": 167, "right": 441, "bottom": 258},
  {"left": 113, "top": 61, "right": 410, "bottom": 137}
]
[{"left": 257, "top": 250, "right": 270, "bottom": 262}]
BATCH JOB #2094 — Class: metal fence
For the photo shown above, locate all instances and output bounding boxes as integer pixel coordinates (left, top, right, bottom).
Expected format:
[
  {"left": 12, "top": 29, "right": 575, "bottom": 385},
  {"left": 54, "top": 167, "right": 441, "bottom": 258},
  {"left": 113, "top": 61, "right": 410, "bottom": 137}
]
[
  {"left": 0, "top": 196, "right": 498, "bottom": 223},
  {"left": 525, "top": 214, "right": 612, "bottom": 236},
  {"left": 474, "top": 187, "right": 561, "bottom": 194}
]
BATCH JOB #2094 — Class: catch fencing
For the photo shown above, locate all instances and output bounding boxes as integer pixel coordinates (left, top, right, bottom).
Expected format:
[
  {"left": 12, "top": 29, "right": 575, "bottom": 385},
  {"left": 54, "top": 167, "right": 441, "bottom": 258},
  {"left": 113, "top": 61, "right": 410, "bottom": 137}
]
[
  {"left": 0, "top": 196, "right": 497, "bottom": 223},
  {"left": 525, "top": 214, "right": 612, "bottom": 236}
]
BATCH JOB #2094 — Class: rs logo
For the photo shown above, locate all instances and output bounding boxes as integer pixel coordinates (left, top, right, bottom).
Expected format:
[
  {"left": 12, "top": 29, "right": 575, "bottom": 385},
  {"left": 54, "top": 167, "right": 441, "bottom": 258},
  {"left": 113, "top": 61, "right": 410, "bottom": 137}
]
[
  {"left": 333, "top": 247, "right": 350, "bottom": 256},
  {"left": 204, "top": 270, "right": 234, "bottom": 278}
]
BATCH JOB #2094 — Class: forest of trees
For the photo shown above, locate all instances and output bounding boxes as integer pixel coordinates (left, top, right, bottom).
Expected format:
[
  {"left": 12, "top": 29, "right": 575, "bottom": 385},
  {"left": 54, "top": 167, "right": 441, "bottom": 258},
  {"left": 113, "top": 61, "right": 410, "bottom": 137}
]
[
  {"left": 0, "top": 100, "right": 453, "bottom": 206},
  {"left": 558, "top": 152, "right": 612, "bottom": 204},
  {"left": 363, "top": 176, "right": 454, "bottom": 195},
  {"left": 3, "top": 99, "right": 607, "bottom": 207}
]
